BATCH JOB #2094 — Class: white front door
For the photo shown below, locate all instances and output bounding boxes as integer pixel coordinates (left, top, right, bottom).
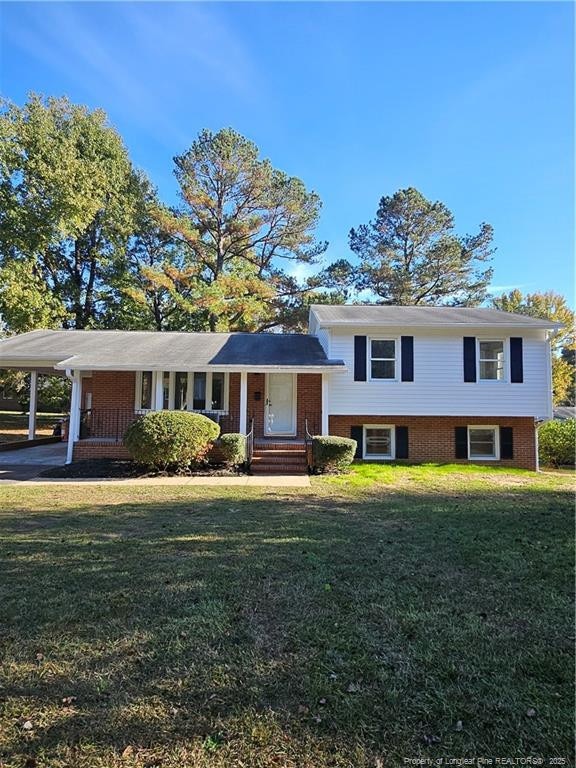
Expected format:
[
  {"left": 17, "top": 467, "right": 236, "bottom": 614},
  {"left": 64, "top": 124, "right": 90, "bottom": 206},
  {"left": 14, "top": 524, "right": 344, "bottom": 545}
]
[{"left": 265, "top": 373, "right": 296, "bottom": 436}]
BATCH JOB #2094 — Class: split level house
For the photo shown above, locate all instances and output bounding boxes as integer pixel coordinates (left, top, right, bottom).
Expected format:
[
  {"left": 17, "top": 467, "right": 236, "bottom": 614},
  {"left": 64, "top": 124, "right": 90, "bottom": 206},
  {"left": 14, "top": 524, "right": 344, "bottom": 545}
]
[{"left": 0, "top": 305, "right": 561, "bottom": 472}]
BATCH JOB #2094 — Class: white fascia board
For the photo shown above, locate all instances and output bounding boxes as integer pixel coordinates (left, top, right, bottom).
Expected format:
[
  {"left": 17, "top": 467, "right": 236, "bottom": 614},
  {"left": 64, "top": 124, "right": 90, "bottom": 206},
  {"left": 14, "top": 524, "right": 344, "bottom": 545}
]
[
  {"left": 53, "top": 362, "right": 347, "bottom": 373},
  {"left": 0, "top": 357, "right": 64, "bottom": 370},
  {"left": 316, "top": 320, "right": 562, "bottom": 330}
]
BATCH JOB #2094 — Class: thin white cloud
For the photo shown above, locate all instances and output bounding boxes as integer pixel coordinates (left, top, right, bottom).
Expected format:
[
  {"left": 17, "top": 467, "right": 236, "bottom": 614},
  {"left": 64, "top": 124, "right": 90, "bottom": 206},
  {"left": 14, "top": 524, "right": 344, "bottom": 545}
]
[{"left": 3, "top": 3, "right": 262, "bottom": 148}]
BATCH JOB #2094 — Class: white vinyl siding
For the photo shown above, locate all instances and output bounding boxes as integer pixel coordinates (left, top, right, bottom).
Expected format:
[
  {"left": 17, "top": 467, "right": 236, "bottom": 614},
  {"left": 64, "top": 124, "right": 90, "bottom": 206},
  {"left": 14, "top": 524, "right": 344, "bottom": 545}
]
[{"left": 327, "top": 327, "right": 551, "bottom": 419}]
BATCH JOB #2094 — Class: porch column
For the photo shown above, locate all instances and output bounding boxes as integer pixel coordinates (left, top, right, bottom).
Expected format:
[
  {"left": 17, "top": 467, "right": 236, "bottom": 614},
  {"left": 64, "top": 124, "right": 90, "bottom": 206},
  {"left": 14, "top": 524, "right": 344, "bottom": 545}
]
[
  {"left": 321, "top": 372, "right": 330, "bottom": 435},
  {"left": 154, "top": 371, "right": 164, "bottom": 410},
  {"left": 28, "top": 371, "right": 38, "bottom": 440},
  {"left": 239, "top": 371, "right": 248, "bottom": 433},
  {"left": 65, "top": 372, "right": 82, "bottom": 465}
]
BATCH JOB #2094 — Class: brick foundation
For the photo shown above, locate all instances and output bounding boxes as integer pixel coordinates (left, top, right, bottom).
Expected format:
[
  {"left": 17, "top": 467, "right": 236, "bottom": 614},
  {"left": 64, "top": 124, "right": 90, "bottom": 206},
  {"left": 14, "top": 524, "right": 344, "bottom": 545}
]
[{"left": 329, "top": 415, "right": 537, "bottom": 470}]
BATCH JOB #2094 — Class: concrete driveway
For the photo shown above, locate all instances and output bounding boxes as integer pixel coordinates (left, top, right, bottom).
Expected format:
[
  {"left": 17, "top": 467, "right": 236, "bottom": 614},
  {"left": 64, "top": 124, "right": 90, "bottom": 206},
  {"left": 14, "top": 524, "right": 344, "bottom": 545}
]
[{"left": 0, "top": 442, "right": 67, "bottom": 483}]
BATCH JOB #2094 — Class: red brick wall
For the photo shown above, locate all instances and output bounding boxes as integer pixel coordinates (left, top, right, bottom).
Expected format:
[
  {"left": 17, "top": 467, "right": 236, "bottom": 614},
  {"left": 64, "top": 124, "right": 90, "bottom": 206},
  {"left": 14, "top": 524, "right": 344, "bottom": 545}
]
[
  {"left": 91, "top": 371, "right": 136, "bottom": 410},
  {"left": 247, "top": 373, "right": 266, "bottom": 437},
  {"left": 297, "top": 373, "right": 322, "bottom": 437},
  {"left": 246, "top": 373, "right": 322, "bottom": 438},
  {"left": 329, "top": 415, "right": 537, "bottom": 470}
]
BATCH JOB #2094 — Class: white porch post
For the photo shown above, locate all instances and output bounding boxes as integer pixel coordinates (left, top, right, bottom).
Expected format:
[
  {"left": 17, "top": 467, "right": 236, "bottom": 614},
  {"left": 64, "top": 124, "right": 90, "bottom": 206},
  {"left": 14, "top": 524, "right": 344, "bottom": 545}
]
[
  {"left": 28, "top": 371, "right": 38, "bottom": 440},
  {"left": 155, "top": 371, "right": 164, "bottom": 410},
  {"left": 65, "top": 372, "right": 82, "bottom": 465},
  {"left": 321, "top": 372, "right": 330, "bottom": 436},
  {"left": 239, "top": 371, "right": 248, "bottom": 433}
]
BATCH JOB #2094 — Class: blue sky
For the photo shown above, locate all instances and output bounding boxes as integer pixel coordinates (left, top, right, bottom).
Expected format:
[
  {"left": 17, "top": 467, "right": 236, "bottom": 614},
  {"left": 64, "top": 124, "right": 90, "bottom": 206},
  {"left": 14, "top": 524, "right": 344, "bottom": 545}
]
[{"left": 1, "top": 1, "right": 574, "bottom": 303}]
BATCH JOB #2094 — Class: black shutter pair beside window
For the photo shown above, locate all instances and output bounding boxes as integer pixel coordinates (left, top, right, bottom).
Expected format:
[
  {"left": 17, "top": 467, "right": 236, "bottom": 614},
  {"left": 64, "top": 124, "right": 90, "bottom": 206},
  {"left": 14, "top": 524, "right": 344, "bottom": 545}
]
[
  {"left": 454, "top": 426, "right": 514, "bottom": 459},
  {"left": 349, "top": 425, "right": 409, "bottom": 459},
  {"left": 354, "top": 336, "right": 414, "bottom": 381},
  {"left": 463, "top": 336, "right": 524, "bottom": 383}
]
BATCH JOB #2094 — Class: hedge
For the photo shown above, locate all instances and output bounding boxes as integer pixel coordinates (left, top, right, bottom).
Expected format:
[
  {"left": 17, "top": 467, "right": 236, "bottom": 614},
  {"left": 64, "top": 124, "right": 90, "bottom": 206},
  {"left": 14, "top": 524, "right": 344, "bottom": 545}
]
[
  {"left": 312, "top": 435, "right": 357, "bottom": 473},
  {"left": 538, "top": 419, "right": 575, "bottom": 467},
  {"left": 219, "top": 433, "right": 247, "bottom": 467},
  {"left": 124, "top": 411, "right": 220, "bottom": 471}
]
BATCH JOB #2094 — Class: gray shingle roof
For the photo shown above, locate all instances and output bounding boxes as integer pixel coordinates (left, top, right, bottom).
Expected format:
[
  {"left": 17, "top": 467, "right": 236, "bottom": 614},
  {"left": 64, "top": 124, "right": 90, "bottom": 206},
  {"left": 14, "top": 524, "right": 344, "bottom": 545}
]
[
  {"left": 0, "top": 329, "right": 345, "bottom": 371},
  {"left": 310, "top": 304, "right": 563, "bottom": 329}
]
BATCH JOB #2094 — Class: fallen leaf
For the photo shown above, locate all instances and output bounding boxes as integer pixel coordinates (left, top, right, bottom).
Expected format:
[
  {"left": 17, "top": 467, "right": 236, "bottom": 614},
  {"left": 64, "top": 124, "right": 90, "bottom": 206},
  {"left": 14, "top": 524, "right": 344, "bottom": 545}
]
[
  {"left": 455, "top": 720, "right": 463, "bottom": 731},
  {"left": 22, "top": 720, "right": 34, "bottom": 731},
  {"left": 318, "top": 698, "right": 327, "bottom": 705},
  {"left": 313, "top": 714, "right": 322, "bottom": 723},
  {"left": 297, "top": 705, "right": 309, "bottom": 714},
  {"left": 422, "top": 734, "right": 441, "bottom": 746},
  {"left": 526, "top": 708, "right": 537, "bottom": 718},
  {"left": 61, "top": 696, "right": 77, "bottom": 706},
  {"left": 121, "top": 746, "right": 134, "bottom": 759},
  {"left": 347, "top": 682, "right": 361, "bottom": 693}
]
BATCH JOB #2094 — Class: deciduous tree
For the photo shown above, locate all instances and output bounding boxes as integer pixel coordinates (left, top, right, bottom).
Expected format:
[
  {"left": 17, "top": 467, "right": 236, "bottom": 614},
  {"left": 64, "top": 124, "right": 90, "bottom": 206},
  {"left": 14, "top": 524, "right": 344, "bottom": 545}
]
[
  {"left": 492, "top": 290, "right": 575, "bottom": 405},
  {"left": 0, "top": 94, "right": 145, "bottom": 329}
]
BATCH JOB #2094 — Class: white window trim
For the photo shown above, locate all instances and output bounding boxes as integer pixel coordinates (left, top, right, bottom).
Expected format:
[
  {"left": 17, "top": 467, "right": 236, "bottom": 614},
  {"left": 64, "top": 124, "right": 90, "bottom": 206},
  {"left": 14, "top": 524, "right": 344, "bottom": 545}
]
[
  {"left": 477, "top": 339, "right": 507, "bottom": 383},
  {"left": 363, "top": 424, "right": 396, "bottom": 460},
  {"left": 135, "top": 371, "right": 229, "bottom": 413},
  {"left": 135, "top": 371, "right": 155, "bottom": 412},
  {"left": 368, "top": 337, "right": 398, "bottom": 382},
  {"left": 467, "top": 425, "right": 500, "bottom": 461}
]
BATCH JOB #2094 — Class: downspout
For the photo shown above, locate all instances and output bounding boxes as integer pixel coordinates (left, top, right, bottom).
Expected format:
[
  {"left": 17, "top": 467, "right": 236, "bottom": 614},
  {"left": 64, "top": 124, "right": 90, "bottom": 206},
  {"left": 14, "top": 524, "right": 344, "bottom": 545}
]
[
  {"left": 65, "top": 369, "right": 80, "bottom": 465},
  {"left": 534, "top": 418, "right": 544, "bottom": 473}
]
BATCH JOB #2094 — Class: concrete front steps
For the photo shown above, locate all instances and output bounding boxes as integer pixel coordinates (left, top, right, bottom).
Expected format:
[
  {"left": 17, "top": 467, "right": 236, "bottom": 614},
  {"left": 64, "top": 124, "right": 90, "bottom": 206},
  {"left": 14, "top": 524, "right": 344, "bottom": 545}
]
[{"left": 250, "top": 440, "right": 308, "bottom": 475}]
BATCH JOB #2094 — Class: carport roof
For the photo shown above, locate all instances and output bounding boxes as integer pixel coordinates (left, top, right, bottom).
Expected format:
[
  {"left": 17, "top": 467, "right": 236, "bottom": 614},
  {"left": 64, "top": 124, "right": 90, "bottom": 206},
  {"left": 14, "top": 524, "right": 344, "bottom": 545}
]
[{"left": 0, "top": 329, "right": 346, "bottom": 372}]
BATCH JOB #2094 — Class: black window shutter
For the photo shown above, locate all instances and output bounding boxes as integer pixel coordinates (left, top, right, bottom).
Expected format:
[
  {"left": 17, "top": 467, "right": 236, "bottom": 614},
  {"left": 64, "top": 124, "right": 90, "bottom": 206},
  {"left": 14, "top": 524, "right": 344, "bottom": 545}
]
[
  {"left": 354, "top": 336, "right": 367, "bottom": 381},
  {"left": 463, "top": 337, "right": 477, "bottom": 382},
  {"left": 396, "top": 426, "right": 409, "bottom": 459},
  {"left": 455, "top": 426, "right": 468, "bottom": 459},
  {"left": 500, "top": 427, "right": 514, "bottom": 459},
  {"left": 510, "top": 337, "right": 524, "bottom": 383},
  {"left": 401, "top": 336, "right": 414, "bottom": 382},
  {"left": 350, "top": 426, "right": 363, "bottom": 458}
]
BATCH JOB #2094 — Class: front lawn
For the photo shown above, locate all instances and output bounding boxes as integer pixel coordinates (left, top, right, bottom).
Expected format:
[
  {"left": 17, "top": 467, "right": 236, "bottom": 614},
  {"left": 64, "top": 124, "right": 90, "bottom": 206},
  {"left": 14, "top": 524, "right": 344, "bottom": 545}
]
[
  {"left": 0, "top": 466, "right": 574, "bottom": 766},
  {"left": 0, "top": 411, "right": 64, "bottom": 444}
]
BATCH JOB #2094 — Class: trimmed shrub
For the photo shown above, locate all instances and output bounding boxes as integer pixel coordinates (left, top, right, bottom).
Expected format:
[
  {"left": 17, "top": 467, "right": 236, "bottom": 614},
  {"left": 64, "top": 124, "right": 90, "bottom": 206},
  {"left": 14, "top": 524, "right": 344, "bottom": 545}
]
[
  {"left": 219, "top": 433, "right": 247, "bottom": 467},
  {"left": 312, "top": 435, "right": 356, "bottom": 473},
  {"left": 124, "top": 411, "right": 220, "bottom": 471},
  {"left": 538, "top": 419, "right": 575, "bottom": 467}
]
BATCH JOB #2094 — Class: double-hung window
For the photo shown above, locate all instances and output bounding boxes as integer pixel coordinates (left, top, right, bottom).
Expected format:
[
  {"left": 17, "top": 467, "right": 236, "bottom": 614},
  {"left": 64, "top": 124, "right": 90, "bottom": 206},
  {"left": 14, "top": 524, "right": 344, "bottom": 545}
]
[
  {"left": 468, "top": 426, "right": 499, "bottom": 460},
  {"left": 370, "top": 339, "right": 396, "bottom": 379},
  {"left": 478, "top": 340, "right": 505, "bottom": 381}
]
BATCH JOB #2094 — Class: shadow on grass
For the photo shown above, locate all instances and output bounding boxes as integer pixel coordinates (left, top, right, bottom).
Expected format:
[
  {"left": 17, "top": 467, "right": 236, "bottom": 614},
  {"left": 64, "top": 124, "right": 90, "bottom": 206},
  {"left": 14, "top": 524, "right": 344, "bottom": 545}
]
[{"left": 0, "top": 486, "right": 574, "bottom": 765}]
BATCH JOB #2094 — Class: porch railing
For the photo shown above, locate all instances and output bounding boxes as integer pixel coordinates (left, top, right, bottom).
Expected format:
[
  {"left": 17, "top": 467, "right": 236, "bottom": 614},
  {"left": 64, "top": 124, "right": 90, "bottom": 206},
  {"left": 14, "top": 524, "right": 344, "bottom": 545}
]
[
  {"left": 304, "top": 417, "right": 315, "bottom": 470},
  {"left": 246, "top": 418, "right": 254, "bottom": 468},
  {"left": 79, "top": 408, "right": 241, "bottom": 443}
]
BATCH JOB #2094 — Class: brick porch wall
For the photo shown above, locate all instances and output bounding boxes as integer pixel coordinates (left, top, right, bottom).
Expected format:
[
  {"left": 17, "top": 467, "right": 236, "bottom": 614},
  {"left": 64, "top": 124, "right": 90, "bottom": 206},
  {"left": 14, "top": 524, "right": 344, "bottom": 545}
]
[{"left": 329, "top": 415, "right": 537, "bottom": 470}]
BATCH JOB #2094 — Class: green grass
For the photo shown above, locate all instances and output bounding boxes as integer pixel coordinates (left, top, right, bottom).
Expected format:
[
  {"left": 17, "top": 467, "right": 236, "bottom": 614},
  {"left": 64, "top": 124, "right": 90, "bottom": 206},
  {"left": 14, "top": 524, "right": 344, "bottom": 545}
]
[
  {"left": 0, "top": 411, "right": 64, "bottom": 443},
  {"left": 0, "top": 465, "right": 574, "bottom": 767}
]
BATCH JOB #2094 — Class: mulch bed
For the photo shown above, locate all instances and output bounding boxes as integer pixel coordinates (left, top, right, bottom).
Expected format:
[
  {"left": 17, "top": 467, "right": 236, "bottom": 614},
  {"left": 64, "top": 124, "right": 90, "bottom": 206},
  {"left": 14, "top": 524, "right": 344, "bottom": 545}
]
[{"left": 40, "top": 459, "right": 243, "bottom": 479}]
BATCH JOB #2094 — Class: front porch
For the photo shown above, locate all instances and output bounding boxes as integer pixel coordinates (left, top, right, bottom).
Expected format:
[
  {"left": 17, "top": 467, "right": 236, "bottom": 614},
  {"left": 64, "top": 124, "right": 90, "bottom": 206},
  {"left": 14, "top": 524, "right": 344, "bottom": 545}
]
[{"left": 69, "top": 370, "right": 326, "bottom": 465}]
